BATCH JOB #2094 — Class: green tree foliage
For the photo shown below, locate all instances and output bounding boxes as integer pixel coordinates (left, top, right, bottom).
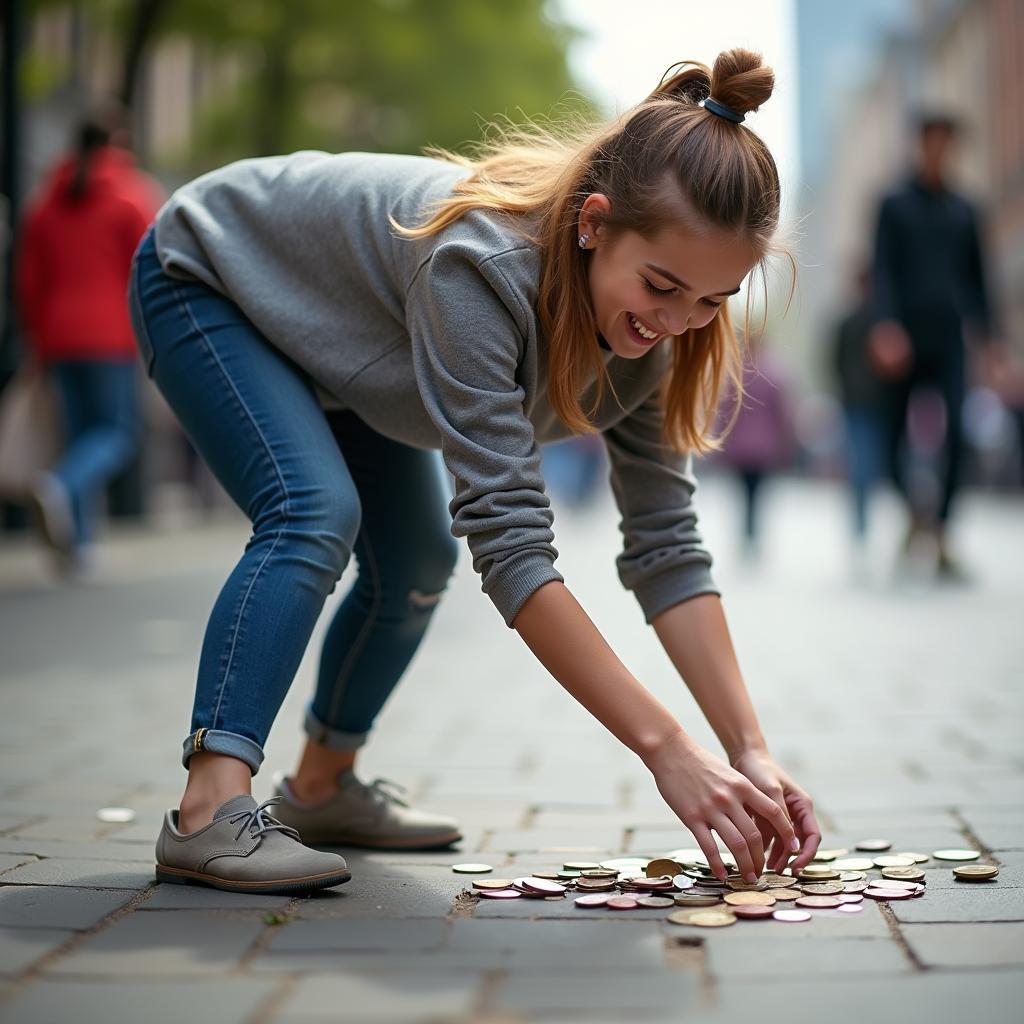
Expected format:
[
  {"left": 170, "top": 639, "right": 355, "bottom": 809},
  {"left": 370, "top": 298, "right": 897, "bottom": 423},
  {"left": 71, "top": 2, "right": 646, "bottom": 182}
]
[{"left": 159, "top": 0, "right": 595, "bottom": 168}]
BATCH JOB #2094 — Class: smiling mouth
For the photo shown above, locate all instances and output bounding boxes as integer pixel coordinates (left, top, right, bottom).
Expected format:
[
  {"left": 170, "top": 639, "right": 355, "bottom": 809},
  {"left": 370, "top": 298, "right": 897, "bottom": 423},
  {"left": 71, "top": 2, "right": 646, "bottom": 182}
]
[{"left": 626, "top": 312, "right": 663, "bottom": 344}]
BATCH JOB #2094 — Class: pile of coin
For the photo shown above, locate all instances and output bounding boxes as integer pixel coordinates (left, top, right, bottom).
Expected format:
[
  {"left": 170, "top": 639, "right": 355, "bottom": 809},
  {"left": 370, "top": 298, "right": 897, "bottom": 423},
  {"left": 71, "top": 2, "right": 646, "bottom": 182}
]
[{"left": 453, "top": 840, "right": 998, "bottom": 926}]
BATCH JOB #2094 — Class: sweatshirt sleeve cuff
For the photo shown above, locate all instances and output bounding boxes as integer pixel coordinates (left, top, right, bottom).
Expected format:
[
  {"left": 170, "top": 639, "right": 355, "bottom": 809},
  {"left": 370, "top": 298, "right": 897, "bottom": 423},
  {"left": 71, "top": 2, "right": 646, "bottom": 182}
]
[
  {"left": 486, "top": 555, "right": 565, "bottom": 628},
  {"left": 631, "top": 564, "right": 721, "bottom": 624}
]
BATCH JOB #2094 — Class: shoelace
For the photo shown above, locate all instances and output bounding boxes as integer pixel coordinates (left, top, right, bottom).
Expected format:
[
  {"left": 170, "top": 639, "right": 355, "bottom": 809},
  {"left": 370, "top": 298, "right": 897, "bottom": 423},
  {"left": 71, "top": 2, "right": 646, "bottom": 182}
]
[
  {"left": 227, "top": 796, "right": 301, "bottom": 842},
  {"left": 365, "top": 777, "right": 410, "bottom": 809}
]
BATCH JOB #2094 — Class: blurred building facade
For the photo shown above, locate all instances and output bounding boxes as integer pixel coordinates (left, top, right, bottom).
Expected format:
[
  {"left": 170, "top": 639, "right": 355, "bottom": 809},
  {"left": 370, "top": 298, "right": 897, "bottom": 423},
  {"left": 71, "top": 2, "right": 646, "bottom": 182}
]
[{"left": 796, "top": 0, "right": 1024, "bottom": 370}]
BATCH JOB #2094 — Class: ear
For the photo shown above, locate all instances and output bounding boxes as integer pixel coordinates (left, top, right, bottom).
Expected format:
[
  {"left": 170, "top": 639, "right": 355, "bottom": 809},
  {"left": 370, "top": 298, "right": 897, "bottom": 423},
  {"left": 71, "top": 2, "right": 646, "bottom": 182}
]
[{"left": 577, "top": 193, "right": 612, "bottom": 247}]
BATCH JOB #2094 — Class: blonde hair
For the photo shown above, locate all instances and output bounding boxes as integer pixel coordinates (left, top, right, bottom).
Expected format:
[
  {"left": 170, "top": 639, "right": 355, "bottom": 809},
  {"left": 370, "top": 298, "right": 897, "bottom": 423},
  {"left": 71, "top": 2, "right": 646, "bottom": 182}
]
[{"left": 391, "top": 48, "right": 783, "bottom": 453}]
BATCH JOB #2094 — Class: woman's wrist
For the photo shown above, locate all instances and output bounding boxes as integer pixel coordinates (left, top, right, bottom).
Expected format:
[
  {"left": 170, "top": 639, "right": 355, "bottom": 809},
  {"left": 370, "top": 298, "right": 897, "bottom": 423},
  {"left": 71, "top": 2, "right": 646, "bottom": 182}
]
[
  {"left": 638, "top": 727, "right": 700, "bottom": 772},
  {"left": 725, "top": 737, "right": 770, "bottom": 765}
]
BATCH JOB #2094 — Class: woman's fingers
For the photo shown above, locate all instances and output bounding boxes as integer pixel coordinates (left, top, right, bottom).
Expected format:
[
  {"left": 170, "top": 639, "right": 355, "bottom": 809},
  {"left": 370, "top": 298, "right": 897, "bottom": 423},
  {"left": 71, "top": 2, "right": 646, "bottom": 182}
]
[
  {"left": 690, "top": 822, "right": 729, "bottom": 881},
  {"left": 786, "top": 793, "right": 822, "bottom": 872},
  {"left": 711, "top": 811, "right": 765, "bottom": 881},
  {"left": 746, "top": 787, "right": 798, "bottom": 856}
]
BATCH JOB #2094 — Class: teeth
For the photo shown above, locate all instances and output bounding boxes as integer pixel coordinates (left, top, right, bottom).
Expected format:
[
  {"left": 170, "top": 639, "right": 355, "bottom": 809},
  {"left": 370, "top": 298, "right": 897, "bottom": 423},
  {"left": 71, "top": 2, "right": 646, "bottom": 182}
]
[{"left": 629, "top": 315, "right": 659, "bottom": 340}]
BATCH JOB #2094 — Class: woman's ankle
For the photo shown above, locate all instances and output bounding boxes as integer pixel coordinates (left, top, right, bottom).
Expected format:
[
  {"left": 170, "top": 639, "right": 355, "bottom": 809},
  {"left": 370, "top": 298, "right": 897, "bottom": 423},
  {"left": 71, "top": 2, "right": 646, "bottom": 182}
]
[{"left": 179, "top": 751, "right": 253, "bottom": 833}]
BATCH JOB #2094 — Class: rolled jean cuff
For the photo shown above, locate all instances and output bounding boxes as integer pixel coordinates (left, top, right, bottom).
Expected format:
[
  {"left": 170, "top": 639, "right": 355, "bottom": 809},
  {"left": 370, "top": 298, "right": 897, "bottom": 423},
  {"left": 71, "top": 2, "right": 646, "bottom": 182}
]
[
  {"left": 181, "top": 728, "right": 265, "bottom": 776},
  {"left": 303, "top": 703, "right": 369, "bottom": 751}
]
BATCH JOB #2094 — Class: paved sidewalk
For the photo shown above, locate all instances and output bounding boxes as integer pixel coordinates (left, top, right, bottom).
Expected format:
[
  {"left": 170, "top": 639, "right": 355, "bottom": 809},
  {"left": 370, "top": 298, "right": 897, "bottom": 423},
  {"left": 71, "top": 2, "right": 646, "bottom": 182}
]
[{"left": 0, "top": 476, "right": 1022, "bottom": 1023}]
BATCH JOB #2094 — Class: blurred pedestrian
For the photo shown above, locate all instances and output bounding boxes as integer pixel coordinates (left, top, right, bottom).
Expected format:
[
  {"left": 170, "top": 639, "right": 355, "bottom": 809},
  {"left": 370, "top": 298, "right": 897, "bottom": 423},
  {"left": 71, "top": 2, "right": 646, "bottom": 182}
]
[
  {"left": 832, "top": 266, "right": 885, "bottom": 552},
  {"left": 716, "top": 337, "right": 795, "bottom": 559},
  {"left": 16, "top": 104, "right": 162, "bottom": 575},
  {"left": 868, "top": 112, "right": 999, "bottom": 579},
  {"left": 131, "top": 49, "right": 818, "bottom": 896}
]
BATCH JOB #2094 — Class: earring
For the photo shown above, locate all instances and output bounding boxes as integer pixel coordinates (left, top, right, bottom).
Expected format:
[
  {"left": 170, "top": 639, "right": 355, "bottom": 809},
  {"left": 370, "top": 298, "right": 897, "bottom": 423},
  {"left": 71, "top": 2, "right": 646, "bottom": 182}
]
[{"left": 578, "top": 233, "right": 590, "bottom": 249}]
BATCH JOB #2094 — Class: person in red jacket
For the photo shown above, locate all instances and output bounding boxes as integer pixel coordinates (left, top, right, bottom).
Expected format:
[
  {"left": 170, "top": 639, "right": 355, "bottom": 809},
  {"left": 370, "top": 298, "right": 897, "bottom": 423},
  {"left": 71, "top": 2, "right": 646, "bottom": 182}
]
[{"left": 16, "top": 109, "right": 162, "bottom": 573}]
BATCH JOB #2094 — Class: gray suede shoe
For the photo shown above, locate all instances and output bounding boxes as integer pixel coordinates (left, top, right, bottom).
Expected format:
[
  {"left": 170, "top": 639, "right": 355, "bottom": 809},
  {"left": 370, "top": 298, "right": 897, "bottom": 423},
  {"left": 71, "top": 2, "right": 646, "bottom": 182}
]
[
  {"left": 155, "top": 794, "right": 351, "bottom": 894},
  {"left": 270, "top": 770, "right": 463, "bottom": 850}
]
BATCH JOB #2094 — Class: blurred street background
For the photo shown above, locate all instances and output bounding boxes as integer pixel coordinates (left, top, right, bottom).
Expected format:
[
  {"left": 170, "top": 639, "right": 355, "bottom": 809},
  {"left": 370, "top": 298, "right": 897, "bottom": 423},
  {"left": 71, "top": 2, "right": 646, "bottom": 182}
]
[{"left": 1, "top": 1, "right": 1023, "bottom": 1021}]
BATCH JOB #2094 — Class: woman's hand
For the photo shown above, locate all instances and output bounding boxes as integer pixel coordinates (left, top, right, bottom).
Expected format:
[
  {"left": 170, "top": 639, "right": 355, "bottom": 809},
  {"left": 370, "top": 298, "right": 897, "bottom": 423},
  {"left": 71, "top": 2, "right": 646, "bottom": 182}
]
[
  {"left": 730, "top": 747, "right": 822, "bottom": 874},
  {"left": 643, "top": 732, "right": 800, "bottom": 883}
]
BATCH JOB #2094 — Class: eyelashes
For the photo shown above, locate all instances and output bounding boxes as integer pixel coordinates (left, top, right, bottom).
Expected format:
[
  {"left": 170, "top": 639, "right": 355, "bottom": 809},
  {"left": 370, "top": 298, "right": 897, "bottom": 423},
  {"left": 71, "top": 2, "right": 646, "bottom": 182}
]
[{"left": 641, "top": 278, "right": 722, "bottom": 308}]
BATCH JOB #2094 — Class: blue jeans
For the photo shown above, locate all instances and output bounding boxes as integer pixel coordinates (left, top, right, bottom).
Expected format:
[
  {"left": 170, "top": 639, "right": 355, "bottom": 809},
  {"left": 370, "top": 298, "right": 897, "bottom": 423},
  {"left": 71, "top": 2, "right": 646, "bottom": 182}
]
[
  {"left": 128, "top": 228, "right": 459, "bottom": 776},
  {"left": 844, "top": 406, "right": 883, "bottom": 539},
  {"left": 50, "top": 361, "right": 139, "bottom": 544}
]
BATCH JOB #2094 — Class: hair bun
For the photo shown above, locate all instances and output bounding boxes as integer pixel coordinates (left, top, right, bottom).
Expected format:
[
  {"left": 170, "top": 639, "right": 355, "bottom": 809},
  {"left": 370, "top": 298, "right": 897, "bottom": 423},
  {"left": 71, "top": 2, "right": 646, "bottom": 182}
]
[{"left": 709, "top": 49, "right": 774, "bottom": 117}]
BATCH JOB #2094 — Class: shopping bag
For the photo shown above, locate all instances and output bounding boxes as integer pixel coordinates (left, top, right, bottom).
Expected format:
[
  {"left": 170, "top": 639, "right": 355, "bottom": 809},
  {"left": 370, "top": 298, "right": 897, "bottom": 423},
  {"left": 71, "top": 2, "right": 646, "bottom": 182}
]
[{"left": 0, "top": 365, "right": 61, "bottom": 498}]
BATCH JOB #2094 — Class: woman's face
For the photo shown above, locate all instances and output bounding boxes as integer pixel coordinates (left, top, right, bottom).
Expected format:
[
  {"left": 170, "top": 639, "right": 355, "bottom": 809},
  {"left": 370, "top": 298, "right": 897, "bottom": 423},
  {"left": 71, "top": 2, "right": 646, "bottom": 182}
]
[{"left": 579, "top": 195, "right": 759, "bottom": 359}]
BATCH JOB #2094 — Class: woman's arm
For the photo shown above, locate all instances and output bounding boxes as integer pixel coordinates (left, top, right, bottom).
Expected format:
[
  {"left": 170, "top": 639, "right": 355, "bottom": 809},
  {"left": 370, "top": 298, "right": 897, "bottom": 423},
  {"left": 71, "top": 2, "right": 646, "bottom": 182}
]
[
  {"left": 513, "top": 579, "right": 798, "bottom": 882},
  {"left": 651, "top": 592, "right": 765, "bottom": 761},
  {"left": 652, "top": 592, "right": 822, "bottom": 869}
]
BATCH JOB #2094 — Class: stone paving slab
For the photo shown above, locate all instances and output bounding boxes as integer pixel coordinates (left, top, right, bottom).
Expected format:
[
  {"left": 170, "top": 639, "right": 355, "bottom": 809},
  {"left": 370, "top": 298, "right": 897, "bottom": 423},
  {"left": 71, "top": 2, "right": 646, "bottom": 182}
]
[
  {"left": 267, "top": 918, "right": 449, "bottom": 953},
  {"left": 0, "top": 978, "right": 281, "bottom": 1024},
  {"left": 0, "top": 855, "right": 37, "bottom": 876},
  {"left": 0, "top": 837, "right": 159, "bottom": 863},
  {"left": 902, "top": 922, "right": 1024, "bottom": 967},
  {"left": 492, "top": 969, "right": 699, "bottom": 1015},
  {"left": 0, "top": 859, "right": 154, "bottom": 890},
  {"left": 46, "top": 910, "right": 266, "bottom": 976},
  {"left": 0, "top": 887, "right": 136, "bottom": 930},
  {"left": 274, "top": 973, "right": 480, "bottom": 1023},
  {"left": 890, "top": 884, "right": 1024, "bottom": 922},
  {"left": 702, "top": 934, "right": 910, "bottom": 978},
  {"left": 0, "top": 927, "right": 73, "bottom": 976}
]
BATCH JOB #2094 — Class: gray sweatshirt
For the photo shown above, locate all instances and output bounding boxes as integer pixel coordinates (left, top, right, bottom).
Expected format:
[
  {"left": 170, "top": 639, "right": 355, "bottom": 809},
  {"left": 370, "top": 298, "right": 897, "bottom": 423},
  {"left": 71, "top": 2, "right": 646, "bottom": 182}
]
[{"left": 154, "top": 150, "right": 718, "bottom": 627}]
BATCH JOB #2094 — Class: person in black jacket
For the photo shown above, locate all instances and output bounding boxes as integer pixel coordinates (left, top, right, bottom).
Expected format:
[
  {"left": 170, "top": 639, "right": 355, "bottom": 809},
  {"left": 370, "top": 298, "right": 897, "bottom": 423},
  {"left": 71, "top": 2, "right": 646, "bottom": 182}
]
[{"left": 868, "top": 112, "right": 997, "bottom": 578}]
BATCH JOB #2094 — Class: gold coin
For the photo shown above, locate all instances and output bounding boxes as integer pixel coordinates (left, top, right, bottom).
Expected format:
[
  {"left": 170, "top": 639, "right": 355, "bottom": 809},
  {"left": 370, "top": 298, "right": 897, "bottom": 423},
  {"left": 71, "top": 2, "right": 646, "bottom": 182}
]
[
  {"left": 726, "top": 878, "right": 770, "bottom": 891},
  {"left": 953, "top": 864, "right": 999, "bottom": 881},
  {"left": 811, "top": 848, "right": 848, "bottom": 861},
  {"left": 855, "top": 839, "right": 892, "bottom": 852},
  {"left": 472, "top": 878, "right": 513, "bottom": 889},
  {"left": 799, "top": 882, "right": 844, "bottom": 895},
  {"left": 581, "top": 869, "right": 618, "bottom": 879},
  {"left": 896, "top": 852, "right": 930, "bottom": 864},
  {"left": 645, "top": 858, "right": 681, "bottom": 877},
  {"left": 770, "top": 888, "right": 801, "bottom": 901},
  {"left": 673, "top": 893, "right": 724, "bottom": 908},
  {"left": 873, "top": 855, "right": 915, "bottom": 868},
  {"left": 452, "top": 863, "right": 493, "bottom": 874},
  {"left": 881, "top": 867, "right": 925, "bottom": 882},
  {"left": 833, "top": 858, "right": 875, "bottom": 872},
  {"left": 563, "top": 861, "right": 600, "bottom": 871},
  {"left": 795, "top": 894, "right": 841, "bottom": 908},
  {"left": 839, "top": 871, "right": 867, "bottom": 882},
  {"left": 687, "top": 910, "right": 737, "bottom": 928},
  {"left": 932, "top": 849, "right": 980, "bottom": 862},
  {"left": 798, "top": 869, "right": 839, "bottom": 882},
  {"left": 724, "top": 891, "right": 776, "bottom": 906},
  {"left": 531, "top": 872, "right": 561, "bottom": 880},
  {"left": 637, "top": 896, "right": 676, "bottom": 909}
]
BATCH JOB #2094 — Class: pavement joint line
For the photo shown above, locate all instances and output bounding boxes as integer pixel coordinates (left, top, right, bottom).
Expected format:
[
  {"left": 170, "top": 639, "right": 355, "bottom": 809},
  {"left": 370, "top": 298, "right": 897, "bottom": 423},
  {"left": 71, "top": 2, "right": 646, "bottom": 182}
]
[
  {"left": 878, "top": 900, "right": 925, "bottom": 971},
  {"left": 0, "top": 881, "right": 158, "bottom": 1006},
  {"left": 244, "top": 974, "right": 298, "bottom": 1024},
  {"left": 473, "top": 968, "right": 511, "bottom": 1020},
  {"left": 0, "top": 855, "right": 39, "bottom": 877},
  {"left": 0, "top": 816, "right": 46, "bottom": 838},
  {"left": 950, "top": 807, "right": 997, "bottom": 861}
]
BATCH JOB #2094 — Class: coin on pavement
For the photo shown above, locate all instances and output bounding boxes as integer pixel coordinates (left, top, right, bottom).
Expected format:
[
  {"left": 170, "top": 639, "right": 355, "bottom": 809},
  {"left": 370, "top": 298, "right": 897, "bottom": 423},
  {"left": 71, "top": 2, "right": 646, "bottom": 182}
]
[
  {"left": 770, "top": 889, "right": 801, "bottom": 901},
  {"left": 607, "top": 895, "right": 638, "bottom": 910},
  {"left": 563, "top": 861, "right": 601, "bottom": 871},
  {"left": 855, "top": 839, "right": 892, "bottom": 852},
  {"left": 727, "top": 878, "right": 770, "bottom": 891},
  {"left": 837, "top": 903, "right": 863, "bottom": 914},
  {"left": 834, "top": 858, "right": 875, "bottom": 872},
  {"left": 896, "top": 852, "right": 930, "bottom": 864},
  {"left": 637, "top": 896, "right": 676, "bottom": 909},
  {"left": 687, "top": 910, "right": 737, "bottom": 928},
  {"left": 645, "top": 858, "right": 681, "bottom": 877},
  {"left": 732, "top": 904, "right": 776, "bottom": 919},
  {"left": 932, "top": 849, "right": 980, "bottom": 862},
  {"left": 472, "top": 879, "right": 514, "bottom": 889},
  {"left": 873, "top": 855, "right": 915, "bottom": 868},
  {"left": 674, "top": 893, "right": 725, "bottom": 907},
  {"left": 97, "top": 807, "right": 135, "bottom": 823},
  {"left": 575, "top": 894, "right": 611, "bottom": 908},
  {"left": 800, "top": 882, "right": 844, "bottom": 895},
  {"left": 452, "top": 863, "right": 493, "bottom": 874},
  {"left": 811, "top": 848, "right": 848, "bottom": 861},
  {"left": 477, "top": 888, "right": 521, "bottom": 899},
  {"left": 724, "top": 891, "right": 776, "bottom": 906},
  {"left": 953, "top": 864, "right": 999, "bottom": 881},
  {"left": 839, "top": 871, "right": 867, "bottom": 882},
  {"left": 881, "top": 867, "right": 925, "bottom": 882},
  {"left": 795, "top": 895, "right": 841, "bottom": 908},
  {"left": 773, "top": 909, "right": 811, "bottom": 923}
]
